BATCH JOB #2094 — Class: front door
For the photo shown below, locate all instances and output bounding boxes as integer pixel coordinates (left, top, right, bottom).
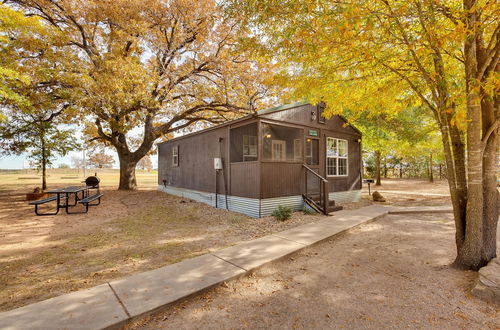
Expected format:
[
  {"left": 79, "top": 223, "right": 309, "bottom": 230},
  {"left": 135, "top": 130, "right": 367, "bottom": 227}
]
[
  {"left": 272, "top": 140, "right": 286, "bottom": 161},
  {"left": 305, "top": 137, "right": 320, "bottom": 194}
]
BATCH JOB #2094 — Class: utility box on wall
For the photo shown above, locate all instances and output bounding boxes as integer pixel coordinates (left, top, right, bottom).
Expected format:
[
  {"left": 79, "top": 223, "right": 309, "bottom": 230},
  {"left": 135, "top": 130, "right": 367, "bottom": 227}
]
[{"left": 214, "top": 158, "right": 223, "bottom": 170}]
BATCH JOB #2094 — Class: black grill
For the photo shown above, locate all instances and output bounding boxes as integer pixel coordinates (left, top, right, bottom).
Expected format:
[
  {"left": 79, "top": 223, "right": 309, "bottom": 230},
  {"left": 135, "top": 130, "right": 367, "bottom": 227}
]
[{"left": 85, "top": 176, "right": 100, "bottom": 188}]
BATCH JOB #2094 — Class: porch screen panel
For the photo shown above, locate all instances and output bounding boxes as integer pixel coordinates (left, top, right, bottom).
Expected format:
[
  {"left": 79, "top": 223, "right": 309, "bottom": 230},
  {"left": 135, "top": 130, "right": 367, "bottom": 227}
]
[
  {"left": 262, "top": 123, "right": 303, "bottom": 161},
  {"left": 230, "top": 122, "right": 258, "bottom": 162}
]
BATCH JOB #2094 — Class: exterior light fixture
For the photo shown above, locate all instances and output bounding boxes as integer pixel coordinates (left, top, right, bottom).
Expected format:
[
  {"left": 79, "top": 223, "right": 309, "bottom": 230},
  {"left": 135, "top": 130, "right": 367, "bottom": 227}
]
[{"left": 265, "top": 134, "right": 271, "bottom": 138}]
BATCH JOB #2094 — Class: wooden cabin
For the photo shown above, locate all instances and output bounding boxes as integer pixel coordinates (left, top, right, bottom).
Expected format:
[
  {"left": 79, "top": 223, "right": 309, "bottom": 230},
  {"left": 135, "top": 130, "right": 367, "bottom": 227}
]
[{"left": 157, "top": 102, "right": 362, "bottom": 217}]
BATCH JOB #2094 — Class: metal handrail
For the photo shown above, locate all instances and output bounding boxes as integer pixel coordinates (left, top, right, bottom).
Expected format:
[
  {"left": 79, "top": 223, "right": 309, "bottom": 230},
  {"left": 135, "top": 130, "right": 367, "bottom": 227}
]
[
  {"left": 302, "top": 164, "right": 328, "bottom": 182},
  {"left": 303, "top": 164, "right": 329, "bottom": 215}
]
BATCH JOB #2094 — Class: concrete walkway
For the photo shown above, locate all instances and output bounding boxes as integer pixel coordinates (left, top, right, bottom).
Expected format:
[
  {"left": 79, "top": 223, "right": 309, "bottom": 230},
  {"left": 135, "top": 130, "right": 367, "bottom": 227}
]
[
  {"left": 370, "top": 190, "right": 450, "bottom": 197},
  {"left": 0, "top": 204, "right": 446, "bottom": 330}
]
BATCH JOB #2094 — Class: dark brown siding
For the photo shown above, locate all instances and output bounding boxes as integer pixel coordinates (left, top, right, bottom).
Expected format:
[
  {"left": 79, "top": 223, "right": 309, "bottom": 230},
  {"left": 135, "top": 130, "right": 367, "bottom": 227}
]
[
  {"left": 158, "top": 127, "right": 228, "bottom": 193},
  {"left": 230, "top": 162, "right": 260, "bottom": 198},
  {"left": 320, "top": 129, "right": 362, "bottom": 192},
  {"left": 260, "top": 104, "right": 361, "bottom": 136},
  {"left": 260, "top": 162, "right": 303, "bottom": 198},
  {"left": 158, "top": 103, "right": 362, "bottom": 201}
]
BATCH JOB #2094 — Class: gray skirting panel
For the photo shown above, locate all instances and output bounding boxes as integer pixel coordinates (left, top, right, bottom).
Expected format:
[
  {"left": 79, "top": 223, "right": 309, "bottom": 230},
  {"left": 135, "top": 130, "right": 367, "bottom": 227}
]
[{"left": 158, "top": 185, "right": 361, "bottom": 218}]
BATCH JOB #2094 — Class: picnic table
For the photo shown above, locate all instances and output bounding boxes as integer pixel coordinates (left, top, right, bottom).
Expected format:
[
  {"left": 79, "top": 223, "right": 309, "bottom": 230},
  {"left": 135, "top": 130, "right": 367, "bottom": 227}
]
[{"left": 30, "top": 185, "right": 103, "bottom": 216}]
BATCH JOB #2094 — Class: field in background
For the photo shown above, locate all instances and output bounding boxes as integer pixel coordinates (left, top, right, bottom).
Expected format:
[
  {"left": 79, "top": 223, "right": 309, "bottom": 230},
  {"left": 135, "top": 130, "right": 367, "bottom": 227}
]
[{"left": 0, "top": 168, "right": 158, "bottom": 191}]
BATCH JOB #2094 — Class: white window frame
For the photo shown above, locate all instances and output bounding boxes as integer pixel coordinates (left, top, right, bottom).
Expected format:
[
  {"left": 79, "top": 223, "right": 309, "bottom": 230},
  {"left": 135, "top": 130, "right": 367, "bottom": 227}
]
[
  {"left": 326, "top": 137, "right": 348, "bottom": 177},
  {"left": 172, "top": 145, "right": 179, "bottom": 167},
  {"left": 243, "top": 135, "right": 257, "bottom": 161},
  {"left": 294, "top": 139, "right": 302, "bottom": 161},
  {"left": 271, "top": 140, "right": 286, "bottom": 161}
]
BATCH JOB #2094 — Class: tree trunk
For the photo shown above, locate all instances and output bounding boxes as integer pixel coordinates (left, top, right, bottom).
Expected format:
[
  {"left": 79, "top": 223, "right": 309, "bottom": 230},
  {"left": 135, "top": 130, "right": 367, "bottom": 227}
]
[
  {"left": 454, "top": 2, "right": 485, "bottom": 269},
  {"left": 41, "top": 151, "right": 47, "bottom": 191},
  {"left": 113, "top": 132, "right": 155, "bottom": 190},
  {"left": 383, "top": 156, "right": 388, "bottom": 178},
  {"left": 454, "top": 90, "right": 484, "bottom": 269},
  {"left": 374, "top": 150, "right": 381, "bottom": 186},
  {"left": 41, "top": 129, "right": 47, "bottom": 191},
  {"left": 429, "top": 153, "right": 434, "bottom": 182},
  {"left": 481, "top": 95, "right": 499, "bottom": 261},
  {"left": 118, "top": 154, "right": 139, "bottom": 190}
]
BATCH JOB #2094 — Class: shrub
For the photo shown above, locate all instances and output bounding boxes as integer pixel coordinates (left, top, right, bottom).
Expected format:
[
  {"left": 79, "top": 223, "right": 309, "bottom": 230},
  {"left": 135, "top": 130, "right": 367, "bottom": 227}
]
[
  {"left": 302, "top": 206, "right": 317, "bottom": 215},
  {"left": 271, "top": 205, "right": 292, "bottom": 221}
]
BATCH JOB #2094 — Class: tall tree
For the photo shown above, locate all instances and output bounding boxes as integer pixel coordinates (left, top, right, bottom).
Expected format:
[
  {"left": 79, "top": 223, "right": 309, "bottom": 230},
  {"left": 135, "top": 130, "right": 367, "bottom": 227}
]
[
  {"left": 0, "top": 3, "right": 35, "bottom": 110},
  {"left": 230, "top": 0, "right": 499, "bottom": 269},
  {"left": 0, "top": 3, "right": 78, "bottom": 190},
  {"left": 460, "top": 0, "right": 499, "bottom": 267},
  {"left": 10, "top": 0, "right": 273, "bottom": 190},
  {"left": 0, "top": 112, "right": 78, "bottom": 190}
]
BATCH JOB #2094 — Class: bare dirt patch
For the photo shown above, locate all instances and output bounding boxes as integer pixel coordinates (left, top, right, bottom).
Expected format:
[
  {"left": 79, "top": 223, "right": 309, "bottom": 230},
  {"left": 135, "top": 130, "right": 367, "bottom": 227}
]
[
  {"left": 363, "top": 178, "right": 452, "bottom": 207},
  {"left": 0, "top": 177, "right": 458, "bottom": 313},
  {"left": 132, "top": 213, "right": 499, "bottom": 330},
  {"left": 0, "top": 188, "right": 326, "bottom": 312}
]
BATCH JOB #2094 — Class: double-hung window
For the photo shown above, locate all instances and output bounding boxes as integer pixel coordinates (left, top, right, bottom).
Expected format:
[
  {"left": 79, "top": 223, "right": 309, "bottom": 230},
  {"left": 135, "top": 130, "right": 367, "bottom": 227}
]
[
  {"left": 326, "top": 138, "right": 348, "bottom": 176},
  {"left": 243, "top": 135, "right": 257, "bottom": 160},
  {"left": 172, "top": 146, "right": 179, "bottom": 166}
]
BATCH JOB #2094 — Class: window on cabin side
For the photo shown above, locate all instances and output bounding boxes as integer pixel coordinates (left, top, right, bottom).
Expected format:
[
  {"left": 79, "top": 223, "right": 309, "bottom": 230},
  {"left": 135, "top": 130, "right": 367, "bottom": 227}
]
[
  {"left": 172, "top": 146, "right": 179, "bottom": 166},
  {"left": 326, "top": 138, "right": 348, "bottom": 176},
  {"left": 243, "top": 135, "right": 257, "bottom": 159}
]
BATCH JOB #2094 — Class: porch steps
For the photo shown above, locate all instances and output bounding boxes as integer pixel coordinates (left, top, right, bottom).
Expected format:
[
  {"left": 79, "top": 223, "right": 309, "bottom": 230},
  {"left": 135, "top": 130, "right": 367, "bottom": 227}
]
[{"left": 303, "top": 195, "right": 343, "bottom": 215}]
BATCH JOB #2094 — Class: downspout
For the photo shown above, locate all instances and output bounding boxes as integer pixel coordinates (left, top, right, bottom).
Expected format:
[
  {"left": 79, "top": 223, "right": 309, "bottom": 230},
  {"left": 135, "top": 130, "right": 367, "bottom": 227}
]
[
  {"left": 215, "top": 169, "right": 218, "bottom": 209},
  {"left": 218, "top": 137, "right": 229, "bottom": 210}
]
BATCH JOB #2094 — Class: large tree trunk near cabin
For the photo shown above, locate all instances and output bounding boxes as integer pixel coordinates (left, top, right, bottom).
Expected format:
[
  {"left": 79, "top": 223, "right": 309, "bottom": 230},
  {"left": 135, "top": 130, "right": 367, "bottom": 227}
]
[
  {"left": 113, "top": 130, "right": 156, "bottom": 190},
  {"left": 452, "top": 1, "right": 498, "bottom": 269},
  {"left": 118, "top": 153, "right": 139, "bottom": 190},
  {"left": 454, "top": 86, "right": 484, "bottom": 269},
  {"left": 481, "top": 96, "right": 499, "bottom": 261},
  {"left": 99, "top": 118, "right": 156, "bottom": 191},
  {"left": 374, "top": 150, "right": 381, "bottom": 186}
]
